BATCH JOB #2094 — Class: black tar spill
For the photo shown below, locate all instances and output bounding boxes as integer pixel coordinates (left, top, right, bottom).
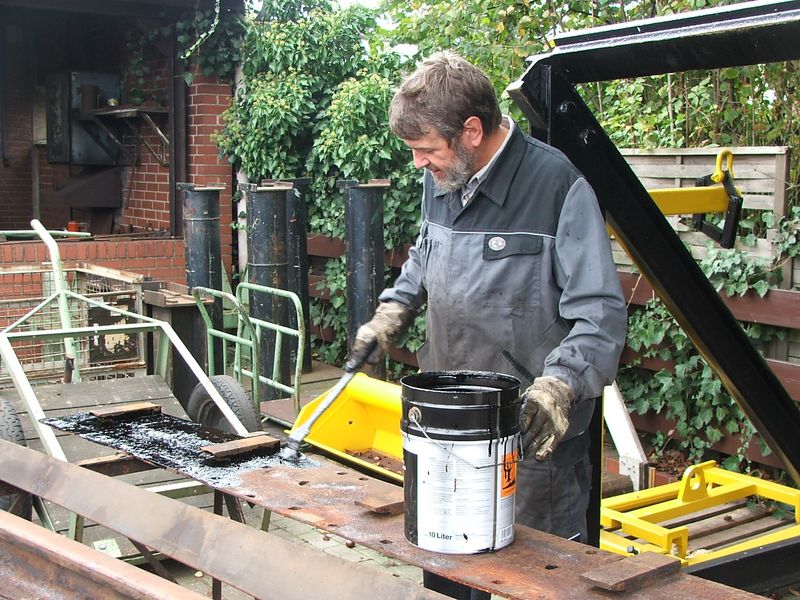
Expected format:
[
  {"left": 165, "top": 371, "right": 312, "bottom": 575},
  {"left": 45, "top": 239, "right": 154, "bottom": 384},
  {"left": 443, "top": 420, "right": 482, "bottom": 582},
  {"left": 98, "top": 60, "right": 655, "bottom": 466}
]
[{"left": 42, "top": 412, "right": 317, "bottom": 488}]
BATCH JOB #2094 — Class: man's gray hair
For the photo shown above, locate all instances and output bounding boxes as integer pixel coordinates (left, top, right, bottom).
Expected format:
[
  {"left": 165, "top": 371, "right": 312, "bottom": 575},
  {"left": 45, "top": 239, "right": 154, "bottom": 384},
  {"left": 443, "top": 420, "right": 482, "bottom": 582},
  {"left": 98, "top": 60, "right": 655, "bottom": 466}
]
[{"left": 389, "top": 51, "right": 501, "bottom": 145}]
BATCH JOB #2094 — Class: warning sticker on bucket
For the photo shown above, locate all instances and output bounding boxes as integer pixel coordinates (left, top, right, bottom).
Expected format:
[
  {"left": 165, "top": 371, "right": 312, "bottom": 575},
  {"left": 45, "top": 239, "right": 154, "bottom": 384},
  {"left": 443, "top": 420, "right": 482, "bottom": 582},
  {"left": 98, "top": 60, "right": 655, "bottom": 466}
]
[{"left": 500, "top": 451, "right": 517, "bottom": 498}]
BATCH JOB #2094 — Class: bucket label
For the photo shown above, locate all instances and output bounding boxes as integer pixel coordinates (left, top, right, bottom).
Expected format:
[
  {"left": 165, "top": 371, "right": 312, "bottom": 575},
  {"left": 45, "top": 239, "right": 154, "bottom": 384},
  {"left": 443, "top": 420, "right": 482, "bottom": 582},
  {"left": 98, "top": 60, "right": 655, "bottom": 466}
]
[
  {"left": 404, "top": 434, "right": 517, "bottom": 554},
  {"left": 501, "top": 451, "right": 517, "bottom": 499}
]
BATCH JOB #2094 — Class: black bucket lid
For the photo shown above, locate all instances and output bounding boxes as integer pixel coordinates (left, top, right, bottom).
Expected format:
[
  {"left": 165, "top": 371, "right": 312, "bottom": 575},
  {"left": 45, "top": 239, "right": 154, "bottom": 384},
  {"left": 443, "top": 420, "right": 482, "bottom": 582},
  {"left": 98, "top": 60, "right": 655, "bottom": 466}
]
[{"left": 400, "top": 371, "right": 521, "bottom": 441}]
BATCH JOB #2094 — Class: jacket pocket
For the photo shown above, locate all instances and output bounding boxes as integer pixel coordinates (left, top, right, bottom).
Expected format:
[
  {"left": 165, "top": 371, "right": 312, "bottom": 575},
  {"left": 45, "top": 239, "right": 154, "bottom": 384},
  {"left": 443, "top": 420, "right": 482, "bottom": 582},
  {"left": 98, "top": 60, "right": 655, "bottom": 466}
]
[{"left": 480, "top": 234, "right": 543, "bottom": 308}]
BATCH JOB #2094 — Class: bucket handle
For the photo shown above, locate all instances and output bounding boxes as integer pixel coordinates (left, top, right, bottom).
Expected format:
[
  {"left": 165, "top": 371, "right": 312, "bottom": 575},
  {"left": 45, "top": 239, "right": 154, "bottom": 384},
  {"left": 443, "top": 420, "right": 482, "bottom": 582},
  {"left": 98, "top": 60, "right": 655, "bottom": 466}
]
[{"left": 407, "top": 411, "right": 523, "bottom": 470}]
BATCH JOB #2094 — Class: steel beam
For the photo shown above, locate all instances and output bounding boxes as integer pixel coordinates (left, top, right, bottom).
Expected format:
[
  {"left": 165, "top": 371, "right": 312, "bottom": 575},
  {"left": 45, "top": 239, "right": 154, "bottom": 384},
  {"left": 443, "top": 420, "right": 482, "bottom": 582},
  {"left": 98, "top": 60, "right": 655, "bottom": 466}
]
[
  {"left": 539, "top": 0, "right": 800, "bottom": 83},
  {"left": 507, "top": 1, "right": 800, "bottom": 485},
  {"left": 0, "top": 510, "right": 203, "bottom": 600},
  {"left": 0, "top": 440, "right": 449, "bottom": 600}
]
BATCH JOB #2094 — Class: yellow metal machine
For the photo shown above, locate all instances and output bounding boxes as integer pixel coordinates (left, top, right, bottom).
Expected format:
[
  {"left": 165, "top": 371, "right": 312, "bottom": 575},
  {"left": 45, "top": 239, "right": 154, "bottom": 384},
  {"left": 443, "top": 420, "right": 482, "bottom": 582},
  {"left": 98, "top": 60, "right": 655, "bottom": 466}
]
[
  {"left": 291, "top": 373, "right": 403, "bottom": 483},
  {"left": 600, "top": 460, "right": 800, "bottom": 565},
  {"left": 291, "top": 375, "right": 800, "bottom": 569}
]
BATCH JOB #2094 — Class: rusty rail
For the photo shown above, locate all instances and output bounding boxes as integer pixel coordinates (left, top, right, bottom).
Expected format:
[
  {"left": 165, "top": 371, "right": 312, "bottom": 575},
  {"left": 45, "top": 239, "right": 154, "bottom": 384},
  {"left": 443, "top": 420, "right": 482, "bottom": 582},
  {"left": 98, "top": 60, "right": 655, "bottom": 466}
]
[
  {"left": 0, "top": 439, "right": 447, "bottom": 600},
  {"left": 0, "top": 435, "right": 766, "bottom": 599}
]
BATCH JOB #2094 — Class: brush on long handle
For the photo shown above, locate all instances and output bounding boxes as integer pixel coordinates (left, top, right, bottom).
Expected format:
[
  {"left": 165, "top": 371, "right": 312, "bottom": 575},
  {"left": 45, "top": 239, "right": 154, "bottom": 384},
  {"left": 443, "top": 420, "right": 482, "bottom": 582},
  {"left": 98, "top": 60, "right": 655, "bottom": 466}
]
[
  {"left": 279, "top": 341, "right": 375, "bottom": 460},
  {"left": 279, "top": 369, "right": 356, "bottom": 459}
]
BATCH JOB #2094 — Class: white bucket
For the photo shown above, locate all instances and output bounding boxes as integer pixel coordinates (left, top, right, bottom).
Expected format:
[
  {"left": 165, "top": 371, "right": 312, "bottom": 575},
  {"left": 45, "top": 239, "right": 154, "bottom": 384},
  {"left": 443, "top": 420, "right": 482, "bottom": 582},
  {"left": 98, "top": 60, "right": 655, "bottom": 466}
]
[{"left": 400, "top": 371, "right": 521, "bottom": 554}]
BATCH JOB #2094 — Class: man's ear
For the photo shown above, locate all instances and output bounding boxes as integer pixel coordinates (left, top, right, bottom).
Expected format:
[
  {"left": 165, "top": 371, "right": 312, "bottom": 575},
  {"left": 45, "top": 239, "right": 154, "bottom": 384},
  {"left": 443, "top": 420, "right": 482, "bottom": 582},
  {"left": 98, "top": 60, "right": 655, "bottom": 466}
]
[{"left": 461, "top": 116, "right": 484, "bottom": 149}]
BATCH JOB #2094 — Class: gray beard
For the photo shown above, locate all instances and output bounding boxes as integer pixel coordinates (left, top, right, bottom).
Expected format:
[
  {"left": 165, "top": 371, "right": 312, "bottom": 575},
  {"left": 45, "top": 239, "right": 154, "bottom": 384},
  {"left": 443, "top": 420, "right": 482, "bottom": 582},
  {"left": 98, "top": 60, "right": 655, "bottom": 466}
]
[{"left": 431, "top": 141, "right": 474, "bottom": 192}]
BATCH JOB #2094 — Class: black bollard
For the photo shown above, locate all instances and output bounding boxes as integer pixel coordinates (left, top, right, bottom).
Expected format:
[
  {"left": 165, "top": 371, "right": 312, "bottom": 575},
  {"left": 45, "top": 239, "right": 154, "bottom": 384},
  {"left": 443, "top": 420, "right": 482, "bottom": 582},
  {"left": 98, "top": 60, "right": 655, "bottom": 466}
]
[
  {"left": 242, "top": 182, "right": 290, "bottom": 401},
  {"left": 342, "top": 179, "right": 389, "bottom": 379},
  {"left": 179, "top": 183, "right": 224, "bottom": 379}
]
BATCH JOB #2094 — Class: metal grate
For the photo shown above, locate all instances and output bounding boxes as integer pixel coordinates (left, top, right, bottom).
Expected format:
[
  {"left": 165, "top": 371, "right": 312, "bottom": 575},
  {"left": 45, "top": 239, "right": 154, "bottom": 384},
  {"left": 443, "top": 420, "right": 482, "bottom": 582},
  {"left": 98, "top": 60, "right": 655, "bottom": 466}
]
[{"left": 0, "top": 263, "right": 146, "bottom": 386}]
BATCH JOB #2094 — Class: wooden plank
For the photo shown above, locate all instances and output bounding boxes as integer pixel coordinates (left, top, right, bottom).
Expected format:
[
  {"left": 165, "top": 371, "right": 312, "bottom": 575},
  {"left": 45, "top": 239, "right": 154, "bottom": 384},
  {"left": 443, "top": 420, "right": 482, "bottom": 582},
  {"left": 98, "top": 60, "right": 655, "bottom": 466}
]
[
  {"left": 685, "top": 505, "right": 773, "bottom": 543},
  {"left": 618, "top": 271, "right": 800, "bottom": 329},
  {"left": 579, "top": 552, "right": 681, "bottom": 592},
  {"left": 621, "top": 146, "right": 789, "bottom": 156},
  {"left": 354, "top": 488, "right": 404, "bottom": 515},
  {"left": 30, "top": 375, "right": 176, "bottom": 412},
  {"left": 688, "top": 516, "right": 793, "bottom": 553},
  {"left": 90, "top": 401, "right": 161, "bottom": 418},
  {"left": 201, "top": 435, "right": 280, "bottom": 458}
]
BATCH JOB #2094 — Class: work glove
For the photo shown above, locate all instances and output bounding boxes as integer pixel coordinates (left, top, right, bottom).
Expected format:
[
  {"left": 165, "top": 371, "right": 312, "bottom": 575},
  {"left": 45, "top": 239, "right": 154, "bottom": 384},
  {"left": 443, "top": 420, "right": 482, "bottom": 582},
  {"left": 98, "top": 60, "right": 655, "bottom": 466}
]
[
  {"left": 520, "top": 376, "right": 575, "bottom": 461},
  {"left": 346, "top": 301, "right": 415, "bottom": 372}
]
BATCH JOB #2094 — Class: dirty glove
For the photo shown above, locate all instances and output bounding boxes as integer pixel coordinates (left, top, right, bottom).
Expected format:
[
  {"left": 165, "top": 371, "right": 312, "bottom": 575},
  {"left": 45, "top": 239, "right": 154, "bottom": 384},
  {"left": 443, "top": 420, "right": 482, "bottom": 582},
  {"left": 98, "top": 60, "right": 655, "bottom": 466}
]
[
  {"left": 346, "top": 301, "right": 415, "bottom": 372},
  {"left": 520, "top": 376, "right": 575, "bottom": 461}
]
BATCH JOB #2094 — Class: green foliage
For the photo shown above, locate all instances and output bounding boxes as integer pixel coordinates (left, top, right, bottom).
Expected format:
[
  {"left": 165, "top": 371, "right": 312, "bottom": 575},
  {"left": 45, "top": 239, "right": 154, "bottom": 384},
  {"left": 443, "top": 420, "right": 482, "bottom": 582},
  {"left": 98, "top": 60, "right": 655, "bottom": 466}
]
[
  {"left": 214, "top": 2, "right": 375, "bottom": 181},
  {"left": 306, "top": 71, "right": 420, "bottom": 247},
  {"left": 214, "top": 1, "right": 422, "bottom": 363},
  {"left": 214, "top": 71, "right": 317, "bottom": 179},
  {"left": 617, "top": 217, "right": 799, "bottom": 463},
  {"left": 178, "top": 7, "right": 244, "bottom": 82},
  {"left": 124, "top": 7, "right": 243, "bottom": 104}
]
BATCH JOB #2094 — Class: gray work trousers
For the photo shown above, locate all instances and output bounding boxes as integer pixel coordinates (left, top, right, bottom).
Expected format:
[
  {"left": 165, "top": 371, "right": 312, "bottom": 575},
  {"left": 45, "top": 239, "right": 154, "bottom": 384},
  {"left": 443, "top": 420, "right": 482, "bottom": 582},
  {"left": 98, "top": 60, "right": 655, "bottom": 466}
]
[{"left": 515, "top": 429, "right": 593, "bottom": 543}]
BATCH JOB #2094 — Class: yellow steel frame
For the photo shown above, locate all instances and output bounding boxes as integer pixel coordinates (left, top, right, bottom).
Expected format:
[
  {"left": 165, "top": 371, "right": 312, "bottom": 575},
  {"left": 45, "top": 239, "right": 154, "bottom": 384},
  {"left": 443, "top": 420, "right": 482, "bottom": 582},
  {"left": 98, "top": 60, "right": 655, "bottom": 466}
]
[
  {"left": 600, "top": 460, "right": 800, "bottom": 565},
  {"left": 648, "top": 148, "right": 739, "bottom": 216}
]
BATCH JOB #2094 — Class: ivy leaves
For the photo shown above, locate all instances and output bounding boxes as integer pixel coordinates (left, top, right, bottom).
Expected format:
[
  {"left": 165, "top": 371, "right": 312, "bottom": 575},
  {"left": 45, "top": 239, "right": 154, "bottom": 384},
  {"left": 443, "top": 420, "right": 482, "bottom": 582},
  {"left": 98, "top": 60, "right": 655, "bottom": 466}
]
[{"left": 618, "top": 217, "right": 795, "bottom": 465}]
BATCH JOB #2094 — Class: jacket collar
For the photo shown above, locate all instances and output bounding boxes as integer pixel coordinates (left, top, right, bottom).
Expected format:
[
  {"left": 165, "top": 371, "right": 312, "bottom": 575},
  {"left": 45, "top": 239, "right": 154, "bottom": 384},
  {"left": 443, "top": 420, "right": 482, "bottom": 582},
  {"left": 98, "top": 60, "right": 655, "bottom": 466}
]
[{"left": 431, "top": 122, "right": 526, "bottom": 208}]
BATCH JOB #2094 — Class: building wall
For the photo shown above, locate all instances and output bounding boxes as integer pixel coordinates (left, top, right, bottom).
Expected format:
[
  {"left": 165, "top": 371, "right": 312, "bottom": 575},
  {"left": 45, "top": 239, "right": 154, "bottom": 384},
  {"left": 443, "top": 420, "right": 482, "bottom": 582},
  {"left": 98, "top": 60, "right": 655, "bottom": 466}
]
[
  {"left": 187, "top": 71, "right": 235, "bottom": 276},
  {"left": 1, "top": 12, "right": 235, "bottom": 282},
  {"left": 0, "top": 237, "right": 186, "bottom": 285},
  {"left": 0, "top": 21, "right": 34, "bottom": 230}
]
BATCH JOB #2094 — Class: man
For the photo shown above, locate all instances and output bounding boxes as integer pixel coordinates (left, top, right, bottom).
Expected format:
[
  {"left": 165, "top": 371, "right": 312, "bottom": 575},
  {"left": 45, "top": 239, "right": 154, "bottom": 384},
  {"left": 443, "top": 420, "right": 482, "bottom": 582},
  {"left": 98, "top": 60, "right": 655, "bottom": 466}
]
[{"left": 350, "top": 51, "right": 627, "bottom": 595}]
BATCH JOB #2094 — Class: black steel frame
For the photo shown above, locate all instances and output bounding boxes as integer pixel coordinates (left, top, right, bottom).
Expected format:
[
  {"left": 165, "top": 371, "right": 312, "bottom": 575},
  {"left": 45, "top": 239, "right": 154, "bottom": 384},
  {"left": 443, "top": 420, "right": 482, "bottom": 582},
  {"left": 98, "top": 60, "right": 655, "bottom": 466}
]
[{"left": 507, "top": 0, "right": 800, "bottom": 486}]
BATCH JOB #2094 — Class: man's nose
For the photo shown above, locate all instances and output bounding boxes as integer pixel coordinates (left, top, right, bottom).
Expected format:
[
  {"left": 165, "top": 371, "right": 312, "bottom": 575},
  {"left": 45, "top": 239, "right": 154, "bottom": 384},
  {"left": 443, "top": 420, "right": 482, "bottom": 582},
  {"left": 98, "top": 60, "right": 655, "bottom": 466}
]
[{"left": 412, "top": 151, "right": 429, "bottom": 169}]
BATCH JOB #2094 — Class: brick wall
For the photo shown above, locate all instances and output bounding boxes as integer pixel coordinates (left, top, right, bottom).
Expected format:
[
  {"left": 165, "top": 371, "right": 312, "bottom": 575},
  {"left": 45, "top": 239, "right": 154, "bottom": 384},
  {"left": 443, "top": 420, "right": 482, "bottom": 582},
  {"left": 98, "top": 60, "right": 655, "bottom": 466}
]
[
  {"left": 119, "top": 57, "right": 172, "bottom": 234},
  {"left": 2, "top": 16, "right": 235, "bottom": 282},
  {"left": 0, "top": 237, "right": 186, "bottom": 285},
  {"left": 187, "top": 71, "right": 235, "bottom": 277}
]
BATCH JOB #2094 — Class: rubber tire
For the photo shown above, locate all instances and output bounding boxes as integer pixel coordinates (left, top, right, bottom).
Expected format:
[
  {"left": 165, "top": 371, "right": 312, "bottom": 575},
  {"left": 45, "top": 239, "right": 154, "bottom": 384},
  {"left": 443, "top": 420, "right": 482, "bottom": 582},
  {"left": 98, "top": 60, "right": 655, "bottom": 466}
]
[
  {"left": 0, "top": 397, "right": 33, "bottom": 520},
  {"left": 186, "top": 375, "right": 262, "bottom": 434}
]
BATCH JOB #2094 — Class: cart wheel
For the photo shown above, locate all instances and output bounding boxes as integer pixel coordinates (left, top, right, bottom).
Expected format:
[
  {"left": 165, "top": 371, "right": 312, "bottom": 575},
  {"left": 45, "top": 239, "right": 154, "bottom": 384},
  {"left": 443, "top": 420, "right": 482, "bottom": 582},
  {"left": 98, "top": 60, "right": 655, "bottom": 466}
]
[
  {"left": 0, "top": 397, "right": 33, "bottom": 520},
  {"left": 187, "top": 375, "right": 262, "bottom": 433}
]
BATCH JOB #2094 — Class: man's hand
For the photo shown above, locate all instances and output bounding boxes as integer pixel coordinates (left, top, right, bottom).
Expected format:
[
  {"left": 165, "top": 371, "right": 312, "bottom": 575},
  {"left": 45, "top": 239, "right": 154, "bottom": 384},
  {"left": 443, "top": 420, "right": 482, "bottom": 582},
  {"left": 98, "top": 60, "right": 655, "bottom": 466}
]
[
  {"left": 520, "top": 376, "right": 575, "bottom": 461},
  {"left": 347, "top": 302, "right": 414, "bottom": 371}
]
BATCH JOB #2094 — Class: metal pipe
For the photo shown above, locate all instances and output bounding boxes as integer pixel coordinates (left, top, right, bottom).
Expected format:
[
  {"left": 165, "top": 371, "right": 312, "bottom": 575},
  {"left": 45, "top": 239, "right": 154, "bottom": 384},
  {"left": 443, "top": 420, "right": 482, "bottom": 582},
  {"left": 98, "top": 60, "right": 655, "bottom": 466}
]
[
  {"left": 30, "top": 219, "right": 79, "bottom": 378},
  {"left": 242, "top": 182, "right": 289, "bottom": 401},
  {"left": 285, "top": 177, "right": 313, "bottom": 373},
  {"left": 342, "top": 180, "right": 388, "bottom": 379},
  {"left": 179, "top": 184, "right": 224, "bottom": 376}
]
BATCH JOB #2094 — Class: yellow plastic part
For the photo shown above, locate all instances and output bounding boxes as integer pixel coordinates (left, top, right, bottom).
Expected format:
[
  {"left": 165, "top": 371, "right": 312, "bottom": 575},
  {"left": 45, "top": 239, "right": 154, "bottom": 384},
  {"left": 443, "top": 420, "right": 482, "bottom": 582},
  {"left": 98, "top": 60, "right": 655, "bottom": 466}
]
[
  {"left": 648, "top": 186, "right": 730, "bottom": 216},
  {"left": 600, "top": 460, "right": 800, "bottom": 565},
  {"left": 289, "top": 373, "right": 403, "bottom": 482}
]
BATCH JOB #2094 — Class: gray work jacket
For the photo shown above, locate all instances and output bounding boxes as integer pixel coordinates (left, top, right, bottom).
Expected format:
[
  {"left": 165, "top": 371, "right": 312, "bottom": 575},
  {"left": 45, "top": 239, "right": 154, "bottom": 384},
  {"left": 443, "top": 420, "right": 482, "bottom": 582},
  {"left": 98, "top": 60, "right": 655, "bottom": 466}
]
[{"left": 381, "top": 124, "right": 627, "bottom": 438}]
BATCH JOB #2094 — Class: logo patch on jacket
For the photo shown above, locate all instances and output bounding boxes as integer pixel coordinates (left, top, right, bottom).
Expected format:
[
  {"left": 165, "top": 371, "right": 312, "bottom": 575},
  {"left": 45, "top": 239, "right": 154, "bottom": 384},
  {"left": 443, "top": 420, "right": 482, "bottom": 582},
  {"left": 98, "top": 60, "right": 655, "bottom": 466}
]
[{"left": 488, "top": 236, "right": 507, "bottom": 251}]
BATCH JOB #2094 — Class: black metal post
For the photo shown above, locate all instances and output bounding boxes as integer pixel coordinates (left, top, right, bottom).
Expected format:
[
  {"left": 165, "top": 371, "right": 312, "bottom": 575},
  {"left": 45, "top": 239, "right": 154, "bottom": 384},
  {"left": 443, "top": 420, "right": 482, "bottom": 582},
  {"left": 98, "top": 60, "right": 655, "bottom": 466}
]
[
  {"left": 285, "top": 177, "right": 313, "bottom": 374},
  {"left": 342, "top": 180, "right": 388, "bottom": 379},
  {"left": 179, "top": 183, "right": 224, "bottom": 377},
  {"left": 242, "top": 182, "right": 289, "bottom": 401}
]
